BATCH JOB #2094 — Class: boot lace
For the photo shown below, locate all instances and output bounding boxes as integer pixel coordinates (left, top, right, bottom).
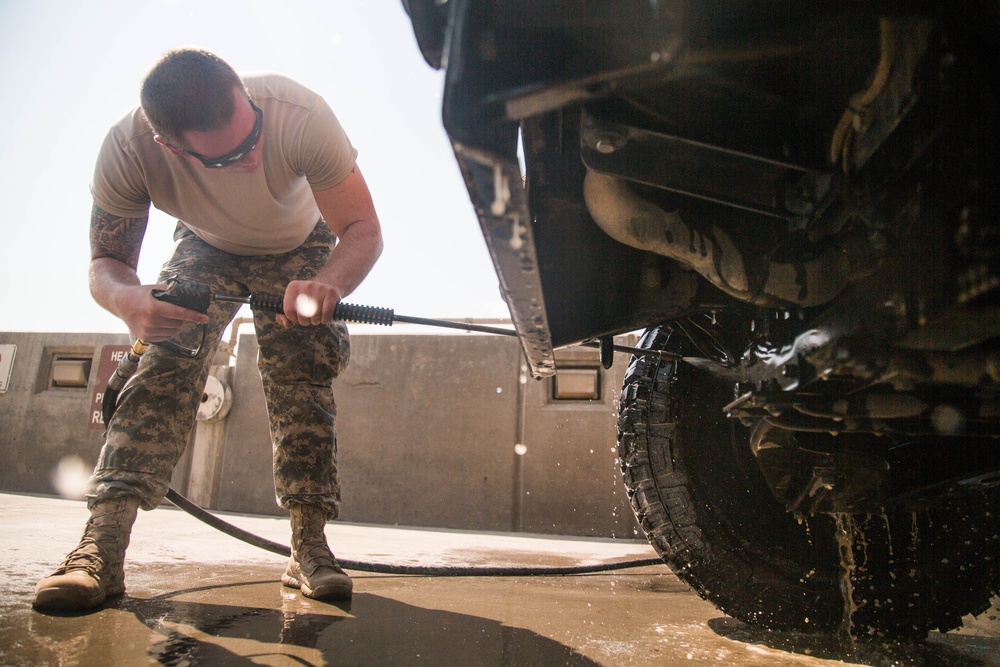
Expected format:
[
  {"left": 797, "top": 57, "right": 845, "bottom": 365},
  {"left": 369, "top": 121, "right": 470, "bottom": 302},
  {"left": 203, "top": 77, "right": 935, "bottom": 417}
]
[
  {"left": 292, "top": 505, "right": 342, "bottom": 575},
  {"left": 53, "top": 501, "right": 128, "bottom": 576},
  {"left": 57, "top": 531, "right": 114, "bottom": 576}
]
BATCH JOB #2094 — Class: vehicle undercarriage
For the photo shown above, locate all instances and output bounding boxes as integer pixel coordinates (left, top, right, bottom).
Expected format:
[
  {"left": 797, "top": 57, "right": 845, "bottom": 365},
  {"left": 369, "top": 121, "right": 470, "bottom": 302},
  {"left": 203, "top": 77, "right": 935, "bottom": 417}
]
[{"left": 403, "top": 0, "right": 1000, "bottom": 639}]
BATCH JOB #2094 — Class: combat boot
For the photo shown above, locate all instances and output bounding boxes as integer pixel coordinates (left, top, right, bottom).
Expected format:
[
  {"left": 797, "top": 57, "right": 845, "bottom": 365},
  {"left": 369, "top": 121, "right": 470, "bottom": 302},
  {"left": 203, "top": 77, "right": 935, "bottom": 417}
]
[
  {"left": 33, "top": 495, "right": 142, "bottom": 612},
  {"left": 281, "top": 503, "right": 353, "bottom": 600}
]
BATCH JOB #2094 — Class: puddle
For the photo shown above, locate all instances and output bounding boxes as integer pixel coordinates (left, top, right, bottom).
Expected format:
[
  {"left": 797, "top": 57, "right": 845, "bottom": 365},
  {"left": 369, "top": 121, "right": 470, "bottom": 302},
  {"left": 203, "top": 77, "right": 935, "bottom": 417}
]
[{"left": 710, "top": 616, "right": 1000, "bottom": 666}]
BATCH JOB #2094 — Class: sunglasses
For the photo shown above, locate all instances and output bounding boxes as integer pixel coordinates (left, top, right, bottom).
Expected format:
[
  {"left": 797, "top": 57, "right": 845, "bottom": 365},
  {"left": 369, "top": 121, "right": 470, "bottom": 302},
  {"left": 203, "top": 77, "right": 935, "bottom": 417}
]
[{"left": 185, "top": 100, "right": 263, "bottom": 168}]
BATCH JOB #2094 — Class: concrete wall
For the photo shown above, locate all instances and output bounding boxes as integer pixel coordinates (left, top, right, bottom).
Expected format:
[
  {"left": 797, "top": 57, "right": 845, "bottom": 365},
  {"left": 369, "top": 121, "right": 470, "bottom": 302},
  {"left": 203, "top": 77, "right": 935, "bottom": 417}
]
[
  {"left": 0, "top": 329, "right": 638, "bottom": 538},
  {"left": 0, "top": 332, "right": 129, "bottom": 496}
]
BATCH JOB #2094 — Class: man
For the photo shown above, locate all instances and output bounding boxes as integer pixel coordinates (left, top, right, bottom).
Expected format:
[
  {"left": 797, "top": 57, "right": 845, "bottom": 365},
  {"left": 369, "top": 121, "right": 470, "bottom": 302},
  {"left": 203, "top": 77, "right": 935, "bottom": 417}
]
[{"left": 32, "top": 48, "right": 383, "bottom": 612}]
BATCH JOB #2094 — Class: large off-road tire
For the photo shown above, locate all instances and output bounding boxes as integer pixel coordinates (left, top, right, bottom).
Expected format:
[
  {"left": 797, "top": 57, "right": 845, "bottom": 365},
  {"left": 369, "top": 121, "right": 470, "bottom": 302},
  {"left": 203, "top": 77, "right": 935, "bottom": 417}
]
[{"left": 617, "top": 325, "right": 1000, "bottom": 639}]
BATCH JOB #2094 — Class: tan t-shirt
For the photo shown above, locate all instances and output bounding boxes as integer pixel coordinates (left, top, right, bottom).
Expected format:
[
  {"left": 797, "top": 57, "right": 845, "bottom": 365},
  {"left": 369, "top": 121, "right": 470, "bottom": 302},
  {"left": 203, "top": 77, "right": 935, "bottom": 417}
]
[{"left": 90, "top": 73, "right": 358, "bottom": 255}]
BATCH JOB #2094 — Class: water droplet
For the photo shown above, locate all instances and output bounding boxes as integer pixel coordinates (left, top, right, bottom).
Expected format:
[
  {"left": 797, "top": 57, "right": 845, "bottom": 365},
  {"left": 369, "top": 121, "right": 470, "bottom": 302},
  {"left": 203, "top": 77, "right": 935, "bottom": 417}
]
[{"left": 931, "top": 404, "right": 965, "bottom": 434}]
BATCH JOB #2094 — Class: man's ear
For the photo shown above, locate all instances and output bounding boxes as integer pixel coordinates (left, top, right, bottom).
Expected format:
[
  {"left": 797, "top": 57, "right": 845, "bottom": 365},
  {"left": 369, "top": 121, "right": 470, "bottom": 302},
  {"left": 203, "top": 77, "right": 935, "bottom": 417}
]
[{"left": 153, "top": 134, "right": 184, "bottom": 156}]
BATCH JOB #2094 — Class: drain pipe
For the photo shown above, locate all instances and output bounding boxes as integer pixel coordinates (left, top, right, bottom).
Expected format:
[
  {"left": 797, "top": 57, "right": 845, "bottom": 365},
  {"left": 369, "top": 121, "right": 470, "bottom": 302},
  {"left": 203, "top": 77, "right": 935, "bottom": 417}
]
[{"left": 583, "top": 170, "right": 854, "bottom": 308}]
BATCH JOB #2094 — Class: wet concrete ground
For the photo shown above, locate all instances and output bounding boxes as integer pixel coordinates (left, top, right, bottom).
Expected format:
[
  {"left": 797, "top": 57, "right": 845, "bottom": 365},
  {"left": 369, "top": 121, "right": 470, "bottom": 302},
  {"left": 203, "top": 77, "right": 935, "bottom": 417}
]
[{"left": 1, "top": 492, "right": 998, "bottom": 666}]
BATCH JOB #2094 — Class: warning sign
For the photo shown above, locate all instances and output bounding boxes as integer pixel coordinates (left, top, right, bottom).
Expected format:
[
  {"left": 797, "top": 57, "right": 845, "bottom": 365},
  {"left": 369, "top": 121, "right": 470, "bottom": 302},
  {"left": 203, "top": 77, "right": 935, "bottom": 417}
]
[
  {"left": 90, "top": 345, "right": 133, "bottom": 431},
  {"left": 0, "top": 344, "right": 16, "bottom": 392}
]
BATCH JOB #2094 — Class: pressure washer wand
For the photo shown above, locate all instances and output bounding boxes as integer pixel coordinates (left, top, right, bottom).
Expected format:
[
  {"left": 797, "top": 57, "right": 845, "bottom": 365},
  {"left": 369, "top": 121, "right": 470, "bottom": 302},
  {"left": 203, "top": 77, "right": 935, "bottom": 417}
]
[
  {"left": 104, "top": 283, "right": 680, "bottom": 431},
  {"left": 214, "top": 293, "right": 517, "bottom": 336},
  {"left": 215, "top": 292, "right": 680, "bottom": 361}
]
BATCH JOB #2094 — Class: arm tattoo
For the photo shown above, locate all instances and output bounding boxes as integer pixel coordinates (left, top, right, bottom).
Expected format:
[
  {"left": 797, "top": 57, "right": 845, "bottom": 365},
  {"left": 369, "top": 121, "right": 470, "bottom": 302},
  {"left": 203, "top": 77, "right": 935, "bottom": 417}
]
[{"left": 90, "top": 204, "right": 149, "bottom": 269}]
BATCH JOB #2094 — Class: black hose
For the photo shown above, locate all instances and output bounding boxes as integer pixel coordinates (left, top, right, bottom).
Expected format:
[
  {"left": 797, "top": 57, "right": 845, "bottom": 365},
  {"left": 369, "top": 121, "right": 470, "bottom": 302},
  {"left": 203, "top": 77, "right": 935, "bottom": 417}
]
[
  {"left": 165, "top": 488, "right": 291, "bottom": 556},
  {"left": 164, "top": 488, "right": 663, "bottom": 577}
]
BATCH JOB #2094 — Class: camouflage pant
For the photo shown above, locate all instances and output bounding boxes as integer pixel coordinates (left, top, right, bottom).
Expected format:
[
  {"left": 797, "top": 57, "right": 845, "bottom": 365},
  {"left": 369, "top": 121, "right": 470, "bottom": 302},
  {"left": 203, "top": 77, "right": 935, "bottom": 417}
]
[{"left": 92, "top": 220, "right": 350, "bottom": 518}]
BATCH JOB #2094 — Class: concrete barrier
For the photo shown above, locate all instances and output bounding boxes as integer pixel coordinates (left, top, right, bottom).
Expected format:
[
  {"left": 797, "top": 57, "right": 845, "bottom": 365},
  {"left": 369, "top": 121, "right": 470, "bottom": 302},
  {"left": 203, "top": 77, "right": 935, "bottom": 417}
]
[{"left": 0, "top": 329, "right": 639, "bottom": 537}]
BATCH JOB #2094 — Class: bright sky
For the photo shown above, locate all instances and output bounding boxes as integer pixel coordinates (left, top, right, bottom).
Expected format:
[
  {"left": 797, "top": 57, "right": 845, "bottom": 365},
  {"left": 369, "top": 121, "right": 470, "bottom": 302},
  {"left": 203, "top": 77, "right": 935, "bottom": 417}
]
[{"left": 0, "top": 0, "right": 509, "bottom": 334}]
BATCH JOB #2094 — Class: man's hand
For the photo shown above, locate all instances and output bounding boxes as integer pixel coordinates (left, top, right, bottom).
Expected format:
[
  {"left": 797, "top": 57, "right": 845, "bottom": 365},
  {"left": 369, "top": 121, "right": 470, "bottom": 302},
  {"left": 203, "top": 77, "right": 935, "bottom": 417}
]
[
  {"left": 274, "top": 165, "right": 383, "bottom": 329},
  {"left": 89, "top": 206, "right": 209, "bottom": 341},
  {"left": 279, "top": 280, "right": 343, "bottom": 328},
  {"left": 118, "top": 283, "right": 210, "bottom": 341}
]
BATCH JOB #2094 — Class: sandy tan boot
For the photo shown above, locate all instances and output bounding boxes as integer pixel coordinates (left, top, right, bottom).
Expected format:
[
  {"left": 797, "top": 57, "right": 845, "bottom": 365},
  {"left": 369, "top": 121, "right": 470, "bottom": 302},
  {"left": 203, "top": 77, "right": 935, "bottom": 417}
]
[
  {"left": 281, "top": 503, "right": 353, "bottom": 600},
  {"left": 33, "top": 495, "right": 141, "bottom": 612}
]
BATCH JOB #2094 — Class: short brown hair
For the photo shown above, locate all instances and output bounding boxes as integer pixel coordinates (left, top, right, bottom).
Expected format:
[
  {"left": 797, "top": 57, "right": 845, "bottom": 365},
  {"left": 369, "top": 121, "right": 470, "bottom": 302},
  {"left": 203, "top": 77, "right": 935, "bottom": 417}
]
[{"left": 140, "top": 48, "right": 244, "bottom": 148}]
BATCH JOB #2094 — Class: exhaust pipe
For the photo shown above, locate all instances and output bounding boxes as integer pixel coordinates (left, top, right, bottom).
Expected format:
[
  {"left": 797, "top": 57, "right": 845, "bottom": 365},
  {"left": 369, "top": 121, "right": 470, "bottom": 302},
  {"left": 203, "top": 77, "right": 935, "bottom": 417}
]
[{"left": 583, "top": 170, "right": 854, "bottom": 308}]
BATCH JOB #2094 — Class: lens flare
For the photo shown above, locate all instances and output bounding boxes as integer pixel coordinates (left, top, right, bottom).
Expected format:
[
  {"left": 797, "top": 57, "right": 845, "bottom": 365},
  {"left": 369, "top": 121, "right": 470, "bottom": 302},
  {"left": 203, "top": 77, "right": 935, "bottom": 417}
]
[
  {"left": 296, "top": 294, "right": 319, "bottom": 318},
  {"left": 52, "top": 455, "right": 90, "bottom": 499}
]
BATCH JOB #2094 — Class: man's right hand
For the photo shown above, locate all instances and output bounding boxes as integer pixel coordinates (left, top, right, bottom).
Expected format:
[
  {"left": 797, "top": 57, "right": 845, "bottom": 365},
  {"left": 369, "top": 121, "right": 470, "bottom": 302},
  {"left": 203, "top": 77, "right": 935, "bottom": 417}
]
[{"left": 118, "top": 283, "right": 210, "bottom": 342}]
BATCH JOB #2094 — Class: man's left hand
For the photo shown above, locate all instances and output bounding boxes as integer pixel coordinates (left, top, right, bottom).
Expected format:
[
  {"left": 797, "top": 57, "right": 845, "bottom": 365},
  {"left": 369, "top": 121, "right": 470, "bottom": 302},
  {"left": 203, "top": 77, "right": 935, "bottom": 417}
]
[{"left": 279, "top": 280, "right": 343, "bottom": 328}]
